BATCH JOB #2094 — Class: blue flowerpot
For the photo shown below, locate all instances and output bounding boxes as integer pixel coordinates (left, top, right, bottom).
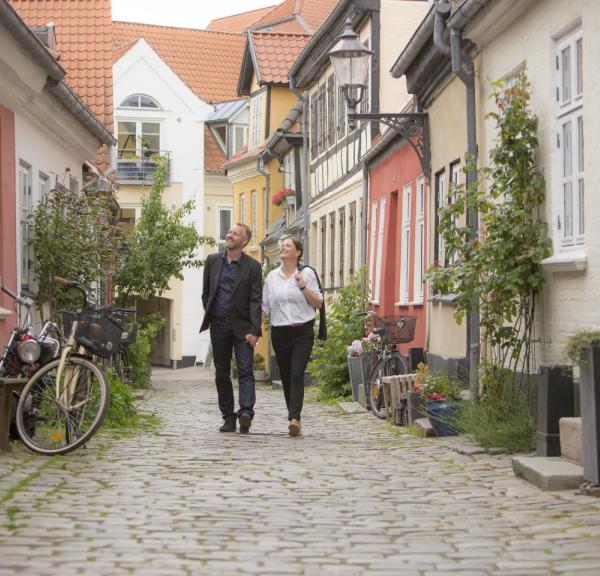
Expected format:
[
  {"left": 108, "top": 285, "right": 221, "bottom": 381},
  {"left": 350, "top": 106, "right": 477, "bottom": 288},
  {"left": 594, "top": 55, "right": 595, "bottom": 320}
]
[{"left": 426, "top": 399, "right": 460, "bottom": 437}]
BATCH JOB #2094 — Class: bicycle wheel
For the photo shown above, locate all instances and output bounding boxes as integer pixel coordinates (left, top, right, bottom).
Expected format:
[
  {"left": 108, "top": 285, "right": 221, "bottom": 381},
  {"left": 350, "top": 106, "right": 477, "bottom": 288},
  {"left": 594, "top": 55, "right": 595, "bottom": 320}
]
[
  {"left": 367, "top": 352, "right": 408, "bottom": 419},
  {"left": 118, "top": 345, "right": 132, "bottom": 385},
  {"left": 16, "top": 356, "right": 109, "bottom": 455}
]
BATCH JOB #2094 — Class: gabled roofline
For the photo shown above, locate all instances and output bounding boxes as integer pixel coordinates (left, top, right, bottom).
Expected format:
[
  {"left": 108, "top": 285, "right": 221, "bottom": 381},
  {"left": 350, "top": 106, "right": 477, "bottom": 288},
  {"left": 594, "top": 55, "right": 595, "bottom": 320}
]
[{"left": 237, "top": 31, "right": 261, "bottom": 96}]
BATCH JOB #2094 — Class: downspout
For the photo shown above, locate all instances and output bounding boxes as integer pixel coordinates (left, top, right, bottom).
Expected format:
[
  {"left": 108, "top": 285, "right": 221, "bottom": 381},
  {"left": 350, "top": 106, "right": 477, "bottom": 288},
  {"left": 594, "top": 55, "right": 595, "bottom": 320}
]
[
  {"left": 290, "top": 80, "right": 310, "bottom": 265},
  {"left": 361, "top": 163, "right": 369, "bottom": 270},
  {"left": 434, "top": 1, "right": 479, "bottom": 401},
  {"left": 256, "top": 155, "right": 269, "bottom": 265}
]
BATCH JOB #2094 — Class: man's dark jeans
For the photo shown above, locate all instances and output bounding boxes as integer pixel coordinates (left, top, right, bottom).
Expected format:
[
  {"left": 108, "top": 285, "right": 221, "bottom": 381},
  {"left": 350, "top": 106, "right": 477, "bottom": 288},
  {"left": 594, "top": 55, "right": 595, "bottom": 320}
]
[
  {"left": 271, "top": 320, "right": 314, "bottom": 421},
  {"left": 210, "top": 317, "right": 255, "bottom": 420}
]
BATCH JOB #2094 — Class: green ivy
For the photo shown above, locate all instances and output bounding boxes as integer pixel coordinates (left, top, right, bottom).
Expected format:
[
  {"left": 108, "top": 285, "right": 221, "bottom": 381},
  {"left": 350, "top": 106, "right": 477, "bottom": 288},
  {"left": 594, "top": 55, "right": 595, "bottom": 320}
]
[
  {"left": 128, "top": 313, "right": 166, "bottom": 389},
  {"left": 308, "top": 268, "right": 369, "bottom": 399},
  {"left": 565, "top": 330, "right": 600, "bottom": 366}
]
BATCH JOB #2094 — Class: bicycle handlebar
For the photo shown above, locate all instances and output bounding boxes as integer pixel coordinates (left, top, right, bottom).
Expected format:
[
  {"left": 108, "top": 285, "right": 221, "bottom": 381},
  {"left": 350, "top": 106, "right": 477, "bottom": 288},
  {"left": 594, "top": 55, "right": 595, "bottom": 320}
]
[
  {"left": 1, "top": 285, "right": 34, "bottom": 307},
  {"left": 53, "top": 276, "right": 88, "bottom": 308}
]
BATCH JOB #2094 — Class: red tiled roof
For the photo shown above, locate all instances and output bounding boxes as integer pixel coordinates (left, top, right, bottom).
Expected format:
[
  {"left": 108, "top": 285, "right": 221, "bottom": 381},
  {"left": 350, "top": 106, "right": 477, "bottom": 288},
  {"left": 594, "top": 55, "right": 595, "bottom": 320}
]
[
  {"left": 207, "top": 5, "right": 276, "bottom": 33},
  {"left": 204, "top": 125, "right": 227, "bottom": 174},
  {"left": 254, "top": 0, "right": 339, "bottom": 33},
  {"left": 9, "top": 0, "right": 113, "bottom": 132},
  {"left": 113, "top": 22, "right": 246, "bottom": 104},
  {"left": 251, "top": 31, "right": 311, "bottom": 85}
]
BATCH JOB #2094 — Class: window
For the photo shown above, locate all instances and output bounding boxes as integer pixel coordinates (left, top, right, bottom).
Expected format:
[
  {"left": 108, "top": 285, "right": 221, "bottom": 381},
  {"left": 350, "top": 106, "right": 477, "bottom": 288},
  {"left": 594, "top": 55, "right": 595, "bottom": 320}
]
[
  {"left": 329, "top": 212, "right": 336, "bottom": 287},
  {"left": 118, "top": 120, "right": 161, "bottom": 158},
  {"left": 433, "top": 169, "right": 445, "bottom": 267},
  {"left": 320, "top": 216, "right": 327, "bottom": 285},
  {"left": 283, "top": 151, "right": 295, "bottom": 190},
  {"left": 338, "top": 207, "right": 346, "bottom": 285},
  {"left": 239, "top": 194, "right": 246, "bottom": 225},
  {"left": 39, "top": 172, "right": 49, "bottom": 204},
  {"left": 318, "top": 84, "right": 326, "bottom": 154},
  {"left": 19, "top": 161, "right": 33, "bottom": 288},
  {"left": 448, "top": 160, "right": 461, "bottom": 265},
  {"left": 373, "top": 197, "right": 386, "bottom": 304},
  {"left": 119, "top": 94, "right": 161, "bottom": 109},
  {"left": 250, "top": 93, "right": 263, "bottom": 149},
  {"left": 217, "top": 206, "right": 232, "bottom": 242},
  {"left": 232, "top": 124, "right": 248, "bottom": 155},
  {"left": 413, "top": 176, "right": 425, "bottom": 303},
  {"left": 210, "top": 124, "right": 227, "bottom": 154},
  {"left": 337, "top": 83, "right": 347, "bottom": 139},
  {"left": 310, "top": 93, "right": 318, "bottom": 159},
  {"left": 399, "top": 184, "right": 412, "bottom": 304},
  {"left": 368, "top": 201, "right": 378, "bottom": 300},
  {"left": 327, "top": 75, "right": 335, "bottom": 147},
  {"left": 555, "top": 28, "right": 584, "bottom": 247},
  {"left": 251, "top": 191, "right": 258, "bottom": 244},
  {"left": 349, "top": 202, "right": 356, "bottom": 276}
]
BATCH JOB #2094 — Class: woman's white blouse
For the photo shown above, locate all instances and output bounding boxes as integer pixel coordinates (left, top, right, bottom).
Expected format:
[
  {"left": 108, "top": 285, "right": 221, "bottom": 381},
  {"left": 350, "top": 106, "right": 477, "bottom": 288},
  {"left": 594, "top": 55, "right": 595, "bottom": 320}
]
[{"left": 262, "top": 266, "right": 322, "bottom": 327}]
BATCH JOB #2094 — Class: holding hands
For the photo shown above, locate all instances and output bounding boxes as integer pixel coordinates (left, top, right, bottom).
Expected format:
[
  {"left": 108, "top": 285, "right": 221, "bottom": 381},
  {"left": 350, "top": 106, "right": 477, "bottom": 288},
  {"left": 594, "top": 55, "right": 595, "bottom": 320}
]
[{"left": 245, "top": 333, "right": 258, "bottom": 348}]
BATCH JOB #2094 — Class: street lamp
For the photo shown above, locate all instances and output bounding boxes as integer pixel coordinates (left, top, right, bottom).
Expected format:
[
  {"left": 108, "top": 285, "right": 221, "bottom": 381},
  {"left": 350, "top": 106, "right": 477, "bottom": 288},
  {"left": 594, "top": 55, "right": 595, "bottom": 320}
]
[{"left": 328, "top": 19, "right": 430, "bottom": 177}]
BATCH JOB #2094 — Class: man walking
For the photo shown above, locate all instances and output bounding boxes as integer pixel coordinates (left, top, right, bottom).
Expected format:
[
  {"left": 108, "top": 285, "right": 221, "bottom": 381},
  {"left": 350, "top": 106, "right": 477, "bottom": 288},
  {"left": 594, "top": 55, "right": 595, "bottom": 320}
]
[{"left": 200, "top": 223, "right": 262, "bottom": 433}]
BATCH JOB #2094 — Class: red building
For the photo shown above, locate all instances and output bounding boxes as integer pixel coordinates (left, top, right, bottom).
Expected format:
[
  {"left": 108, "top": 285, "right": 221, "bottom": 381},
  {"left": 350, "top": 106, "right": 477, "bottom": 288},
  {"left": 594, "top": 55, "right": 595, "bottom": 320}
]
[{"left": 363, "top": 129, "right": 427, "bottom": 360}]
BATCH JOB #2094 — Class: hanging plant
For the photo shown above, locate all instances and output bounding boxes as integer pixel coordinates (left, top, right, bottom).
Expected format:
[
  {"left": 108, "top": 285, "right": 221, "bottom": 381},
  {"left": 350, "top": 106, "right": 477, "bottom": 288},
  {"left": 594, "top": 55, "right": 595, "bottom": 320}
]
[{"left": 272, "top": 188, "right": 294, "bottom": 206}]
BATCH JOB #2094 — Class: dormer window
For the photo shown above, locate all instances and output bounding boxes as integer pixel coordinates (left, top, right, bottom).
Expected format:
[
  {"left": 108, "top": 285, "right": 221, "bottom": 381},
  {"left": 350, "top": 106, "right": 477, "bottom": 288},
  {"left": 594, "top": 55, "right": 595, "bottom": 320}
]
[{"left": 119, "top": 94, "right": 161, "bottom": 109}]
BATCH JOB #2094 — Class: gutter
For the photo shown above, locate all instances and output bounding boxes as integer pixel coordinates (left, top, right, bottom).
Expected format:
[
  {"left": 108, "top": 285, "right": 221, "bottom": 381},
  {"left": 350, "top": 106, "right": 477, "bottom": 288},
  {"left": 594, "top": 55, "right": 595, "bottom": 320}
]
[
  {"left": 256, "top": 154, "right": 270, "bottom": 265},
  {"left": 447, "top": 0, "right": 490, "bottom": 30}
]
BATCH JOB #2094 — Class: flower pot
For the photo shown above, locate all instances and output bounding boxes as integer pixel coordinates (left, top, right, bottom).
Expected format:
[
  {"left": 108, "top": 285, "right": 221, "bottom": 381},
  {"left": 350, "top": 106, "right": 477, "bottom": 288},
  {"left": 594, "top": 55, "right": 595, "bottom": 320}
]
[
  {"left": 347, "top": 355, "right": 371, "bottom": 402},
  {"left": 426, "top": 398, "right": 460, "bottom": 437}
]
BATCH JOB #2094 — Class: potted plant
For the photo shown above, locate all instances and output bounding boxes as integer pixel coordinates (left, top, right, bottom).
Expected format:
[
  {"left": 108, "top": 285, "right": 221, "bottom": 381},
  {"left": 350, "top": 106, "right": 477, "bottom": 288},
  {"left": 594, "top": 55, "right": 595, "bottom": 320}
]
[
  {"left": 419, "top": 367, "right": 462, "bottom": 436},
  {"left": 253, "top": 353, "right": 268, "bottom": 383},
  {"left": 272, "top": 188, "right": 294, "bottom": 207},
  {"left": 346, "top": 333, "right": 379, "bottom": 403}
]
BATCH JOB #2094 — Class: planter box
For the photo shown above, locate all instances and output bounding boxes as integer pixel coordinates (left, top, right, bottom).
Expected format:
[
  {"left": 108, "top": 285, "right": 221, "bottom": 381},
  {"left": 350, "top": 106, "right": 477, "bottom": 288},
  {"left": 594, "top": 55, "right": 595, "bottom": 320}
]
[
  {"left": 426, "top": 399, "right": 460, "bottom": 437},
  {"left": 347, "top": 355, "right": 371, "bottom": 402}
]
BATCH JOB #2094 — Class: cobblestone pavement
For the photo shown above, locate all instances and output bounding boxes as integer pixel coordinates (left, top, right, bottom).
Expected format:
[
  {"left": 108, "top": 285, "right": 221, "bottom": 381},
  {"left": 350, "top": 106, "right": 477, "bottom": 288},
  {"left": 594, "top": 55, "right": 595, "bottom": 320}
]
[{"left": 1, "top": 366, "right": 600, "bottom": 575}]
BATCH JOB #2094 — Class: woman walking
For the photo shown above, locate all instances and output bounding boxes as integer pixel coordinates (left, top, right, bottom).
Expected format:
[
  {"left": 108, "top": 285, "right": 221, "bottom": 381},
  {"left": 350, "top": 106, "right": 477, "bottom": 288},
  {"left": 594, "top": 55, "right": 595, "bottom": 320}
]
[{"left": 263, "top": 236, "right": 323, "bottom": 436}]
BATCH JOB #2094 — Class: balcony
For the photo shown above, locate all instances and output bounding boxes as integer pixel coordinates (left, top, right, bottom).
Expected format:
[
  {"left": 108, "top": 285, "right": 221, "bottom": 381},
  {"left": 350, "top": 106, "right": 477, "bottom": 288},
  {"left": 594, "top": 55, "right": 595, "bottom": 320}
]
[{"left": 116, "top": 150, "right": 172, "bottom": 185}]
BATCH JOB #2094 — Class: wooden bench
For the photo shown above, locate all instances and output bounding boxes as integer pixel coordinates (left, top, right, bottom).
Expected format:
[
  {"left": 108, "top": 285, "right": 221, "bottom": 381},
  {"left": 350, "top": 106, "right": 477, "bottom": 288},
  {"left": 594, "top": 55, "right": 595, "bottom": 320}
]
[
  {"left": 0, "top": 377, "right": 28, "bottom": 449},
  {"left": 382, "top": 374, "right": 425, "bottom": 425}
]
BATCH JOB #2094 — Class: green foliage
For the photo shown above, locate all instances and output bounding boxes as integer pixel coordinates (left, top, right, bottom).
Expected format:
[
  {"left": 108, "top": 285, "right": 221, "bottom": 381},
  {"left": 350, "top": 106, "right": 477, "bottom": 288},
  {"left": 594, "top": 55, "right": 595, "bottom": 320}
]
[
  {"left": 419, "top": 369, "right": 462, "bottom": 401},
  {"left": 564, "top": 330, "right": 600, "bottom": 366},
  {"left": 29, "top": 183, "right": 120, "bottom": 318},
  {"left": 103, "top": 371, "right": 137, "bottom": 428},
  {"left": 427, "top": 73, "right": 551, "bottom": 377},
  {"left": 308, "top": 268, "right": 369, "bottom": 399},
  {"left": 253, "top": 353, "right": 266, "bottom": 371},
  {"left": 113, "top": 155, "right": 215, "bottom": 304},
  {"left": 128, "top": 313, "right": 165, "bottom": 389}
]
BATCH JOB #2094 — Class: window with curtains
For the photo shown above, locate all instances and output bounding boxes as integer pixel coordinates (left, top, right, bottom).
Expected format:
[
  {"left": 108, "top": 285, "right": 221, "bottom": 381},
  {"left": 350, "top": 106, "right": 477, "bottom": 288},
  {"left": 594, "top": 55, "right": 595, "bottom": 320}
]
[
  {"left": 338, "top": 207, "right": 345, "bottom": 285},
  {"left": 349, "top": 202, "right": 356, "bottom": 276},
  {"left": 413, "top": 176, "right": 425, "bottom": 303},
  {"left": 555, "top": 28, "right": 584, "bottom": 248},
  {"left": 373, "top": 197, "right": 386, "bottom": 304},
  {"left": 399, "top": 184, "right": 411, "bottom": 304}
]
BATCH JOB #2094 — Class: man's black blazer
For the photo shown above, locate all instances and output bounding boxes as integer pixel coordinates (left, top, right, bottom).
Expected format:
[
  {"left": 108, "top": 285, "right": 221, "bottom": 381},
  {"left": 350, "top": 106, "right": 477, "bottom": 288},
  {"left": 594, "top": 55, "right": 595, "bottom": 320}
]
[{"left": 200, "top": 251, "right": 262, "bottom": 339}]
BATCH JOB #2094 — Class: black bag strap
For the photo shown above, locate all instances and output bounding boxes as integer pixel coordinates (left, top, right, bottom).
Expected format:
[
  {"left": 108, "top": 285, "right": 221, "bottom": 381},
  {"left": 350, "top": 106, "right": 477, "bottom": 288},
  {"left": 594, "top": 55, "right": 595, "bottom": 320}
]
[{"left": 299, "top": 264, "right": 327, "bottom": 340}]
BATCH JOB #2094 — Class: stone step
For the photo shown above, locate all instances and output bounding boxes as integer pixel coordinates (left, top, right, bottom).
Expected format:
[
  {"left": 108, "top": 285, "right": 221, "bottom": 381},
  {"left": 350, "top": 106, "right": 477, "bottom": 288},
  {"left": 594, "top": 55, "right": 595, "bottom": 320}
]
[
  {"left": 512, "top": 456, "right": 584, "bottom": 491},
  {"left": 560, "top": 417, "right": 582, "bottom": 465}
]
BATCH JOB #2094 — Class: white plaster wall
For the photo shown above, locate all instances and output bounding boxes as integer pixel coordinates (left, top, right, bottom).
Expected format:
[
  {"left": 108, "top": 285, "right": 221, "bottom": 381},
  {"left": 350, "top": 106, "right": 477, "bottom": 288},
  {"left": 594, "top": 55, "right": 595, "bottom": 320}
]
[
  {"left": 474, "top": 0, "right": 599, "bottom": 364},
  {"left": 114, "top": 41, "right": 213, "bottom": 362}
]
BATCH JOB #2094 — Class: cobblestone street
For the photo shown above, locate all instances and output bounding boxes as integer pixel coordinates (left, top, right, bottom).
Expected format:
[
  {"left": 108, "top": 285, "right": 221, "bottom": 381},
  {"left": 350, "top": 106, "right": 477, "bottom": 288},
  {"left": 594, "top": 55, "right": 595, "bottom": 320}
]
[{"left": 1, "top": 366, "right": 600, "bottom": 575}]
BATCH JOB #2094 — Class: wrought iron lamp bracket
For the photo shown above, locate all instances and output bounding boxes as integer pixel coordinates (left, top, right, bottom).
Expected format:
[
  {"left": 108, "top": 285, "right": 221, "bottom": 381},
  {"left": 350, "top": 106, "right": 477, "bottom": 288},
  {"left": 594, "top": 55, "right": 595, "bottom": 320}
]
[{"left": 347, "top": 112, "right": 430, "bottom": 178}]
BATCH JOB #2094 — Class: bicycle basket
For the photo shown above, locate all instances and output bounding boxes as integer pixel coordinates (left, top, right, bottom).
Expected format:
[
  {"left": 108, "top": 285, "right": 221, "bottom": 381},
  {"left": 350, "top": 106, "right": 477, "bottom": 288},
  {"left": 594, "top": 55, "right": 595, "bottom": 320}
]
[
  {"left": 67, "top": 309, "right": 123, "bottom": 358},
  {"left": 109, "top": 309, "right": 137, "bottom": 343},
  {"left": 374, "top": 315, "right": 417, "bottom": 345}
]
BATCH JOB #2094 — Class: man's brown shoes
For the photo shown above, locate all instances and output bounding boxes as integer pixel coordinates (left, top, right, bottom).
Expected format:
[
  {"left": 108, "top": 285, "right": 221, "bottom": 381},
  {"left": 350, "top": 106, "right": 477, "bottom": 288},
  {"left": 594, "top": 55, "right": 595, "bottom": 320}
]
[{"left": 288, "top": 419, "right": 301, "bottom": 437}]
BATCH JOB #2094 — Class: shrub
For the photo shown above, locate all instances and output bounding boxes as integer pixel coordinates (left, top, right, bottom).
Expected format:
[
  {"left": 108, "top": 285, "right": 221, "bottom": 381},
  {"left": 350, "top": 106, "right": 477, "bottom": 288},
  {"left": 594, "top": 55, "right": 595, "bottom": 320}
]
[
  {"left": 253, "top": 353, "right": 266, "bottom": 371},
  {"left": 103, "top": 371, "right": 138, "bottom": 429},
  {"left": 128, "top": 313, "right": 165, "bottom": 389},
  {"left": 308, "top": 269, "right": 368, "bottom": 399}
]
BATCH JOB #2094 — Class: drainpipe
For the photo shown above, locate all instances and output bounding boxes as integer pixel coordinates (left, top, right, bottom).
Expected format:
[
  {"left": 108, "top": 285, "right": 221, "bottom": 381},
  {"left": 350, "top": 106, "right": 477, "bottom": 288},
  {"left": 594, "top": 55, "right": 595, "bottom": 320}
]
[
  {"left": 434, "top": 1, "right": 479, "bottom": 401},
  {"left": 256, "top": 155, "right": 269, "bottom": 265},
  {"left": 290, "top": 81, "right": 310, "bottom": 265}
]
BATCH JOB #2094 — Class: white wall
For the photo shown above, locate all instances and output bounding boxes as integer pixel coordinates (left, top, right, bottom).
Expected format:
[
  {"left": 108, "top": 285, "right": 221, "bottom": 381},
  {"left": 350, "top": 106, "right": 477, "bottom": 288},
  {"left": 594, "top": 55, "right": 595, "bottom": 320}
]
[{"left": 114, "top": 40, "right": 213, "bottom": 362}]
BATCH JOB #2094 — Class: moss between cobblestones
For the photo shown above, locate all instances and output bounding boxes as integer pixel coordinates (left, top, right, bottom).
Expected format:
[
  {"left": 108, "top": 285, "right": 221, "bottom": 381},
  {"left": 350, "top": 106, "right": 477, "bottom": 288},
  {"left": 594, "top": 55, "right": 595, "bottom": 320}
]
[{"left": 0, "top": 458, "right": 55, "bottom": 506}]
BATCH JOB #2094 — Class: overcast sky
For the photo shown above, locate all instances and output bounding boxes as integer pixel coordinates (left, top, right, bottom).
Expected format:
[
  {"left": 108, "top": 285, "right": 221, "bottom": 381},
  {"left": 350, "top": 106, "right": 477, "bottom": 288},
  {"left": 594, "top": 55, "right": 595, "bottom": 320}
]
[{"left": 112, "top": 0, "right": 278, "bottom": 29}]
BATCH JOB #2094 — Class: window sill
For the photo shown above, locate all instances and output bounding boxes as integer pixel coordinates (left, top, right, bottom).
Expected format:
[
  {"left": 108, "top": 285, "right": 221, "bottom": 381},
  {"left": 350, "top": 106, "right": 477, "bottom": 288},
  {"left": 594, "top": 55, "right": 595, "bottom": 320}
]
[
  {"left": 430, "top": 293, "right": 458, "bottom": 304},
  {"left": 541, "top": 250, "right": 587, "bottom": 273},
  {"left": 0, "top": 307, "right": 11, "bottom": 321},
  {"left": 394, "top": 300, "right": 410, "bottom": 307},
  {"left": 409, "top": 300, "right": 424, "bottom": 307}
]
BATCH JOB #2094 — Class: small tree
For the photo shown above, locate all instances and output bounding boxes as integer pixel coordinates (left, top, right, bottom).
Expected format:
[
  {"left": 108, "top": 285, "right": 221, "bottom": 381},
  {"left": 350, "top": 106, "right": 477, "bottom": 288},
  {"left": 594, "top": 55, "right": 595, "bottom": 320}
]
[
  {"left": 29, "top": 182, "right": 119, "bottom": 318},
  {"left": 113, "top": 155, "right": 214, "bottom": 303}
]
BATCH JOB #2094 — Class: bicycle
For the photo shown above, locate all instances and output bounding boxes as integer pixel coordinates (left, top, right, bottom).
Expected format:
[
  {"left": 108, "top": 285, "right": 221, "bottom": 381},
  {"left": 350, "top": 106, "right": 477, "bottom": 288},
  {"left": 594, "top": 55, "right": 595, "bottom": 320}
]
[
  {"left": 15, "top": 277, "right": 119, "bottom": 455},
  {"left": 107, "top": 307, "right": 137, "bottom": 385},
  {"left": 364, "top": 312, "right": 416, "bottom": 419}
]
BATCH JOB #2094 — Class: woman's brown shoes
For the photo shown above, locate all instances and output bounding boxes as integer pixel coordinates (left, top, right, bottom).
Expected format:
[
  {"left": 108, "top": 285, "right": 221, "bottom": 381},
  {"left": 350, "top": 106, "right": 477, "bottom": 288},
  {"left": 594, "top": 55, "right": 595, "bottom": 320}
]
[{"left": 288, "top": 419, "right": 302, "bottom": 437}]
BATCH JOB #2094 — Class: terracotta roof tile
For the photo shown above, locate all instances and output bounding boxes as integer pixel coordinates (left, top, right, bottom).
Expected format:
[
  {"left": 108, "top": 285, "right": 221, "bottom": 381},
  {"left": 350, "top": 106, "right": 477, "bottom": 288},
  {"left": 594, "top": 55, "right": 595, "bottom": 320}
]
[
  {"left": 254, "top": 0, "right": 339, "bottom": 33},
  {"left": 204, "top": 125, "right": 227, "bottom": 174},
  {"left": 10, "top": 0, "right": 113, "bottom": 132},
  {"left": 251, "top": 31, "right": 311, "bottom": 85},
  {"left": 113, "top": 22, "right": 246, "bottom": 104},
  {"left": 206, "top": 5, "right": 276, "bottom": 33}
]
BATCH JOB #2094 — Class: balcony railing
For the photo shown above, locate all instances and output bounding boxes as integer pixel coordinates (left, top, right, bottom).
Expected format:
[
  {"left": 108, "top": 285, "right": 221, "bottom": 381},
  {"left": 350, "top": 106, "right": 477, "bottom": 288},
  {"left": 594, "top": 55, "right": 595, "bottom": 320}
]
[{"left": 116, "top": 150, "right": 171, "bottom": 185}]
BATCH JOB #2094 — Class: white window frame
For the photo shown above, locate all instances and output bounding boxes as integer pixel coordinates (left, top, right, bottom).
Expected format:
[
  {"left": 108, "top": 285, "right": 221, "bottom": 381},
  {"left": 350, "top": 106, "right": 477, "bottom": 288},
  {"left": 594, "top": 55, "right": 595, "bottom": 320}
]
[
  {"left": 239, "top": 194, "right": 246, "bottom": 226},
  {"left": 398, "top": 184, "right": 412, "bottom": 305},
  {"left": 216, "top": 205, "right": 232, "bottom": 243},
  {"left": 283, "top": 151, "right": 295, "bottom": 191},
  {"left": 232, "top": 124, "right": 248, "bottom": 155},
  {"left": 555, "top": 28, "right": 584, "bottom": 250},
  {"left": 373, "top": 197, "right": 386, "bottom": 305},
  {"left": 39, "top": 171, "right": 50, "bottom": 204},
  {"left": 251, "top": 191, "right": 258, "bottom": 246},
  {"left": 412, "top": 175, "right": 425, "bottom": 304},
  {"left": 435, "top": 169, "right": 446, "bottom": 268},
  {"left": 368, "top": 201, "right": 378, "bottom": 303},
  {"left": 250, "top": 93, "right": 263, "bottom": 149},
  {"left": 117, "top": 118, "right": 162, "bottom": 158},
  {"left": 19, "top": 161, "right": 33, "bottom": 289}
]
